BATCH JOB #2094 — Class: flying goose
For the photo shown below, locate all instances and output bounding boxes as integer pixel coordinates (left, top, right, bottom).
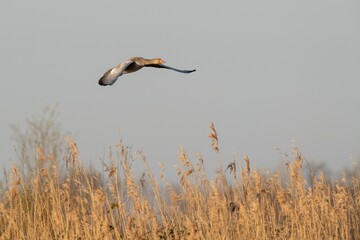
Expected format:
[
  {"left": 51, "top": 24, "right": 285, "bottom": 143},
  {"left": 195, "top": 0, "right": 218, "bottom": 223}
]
[{"left": 98, "top": 57, "right": 196, "bottom": 86}]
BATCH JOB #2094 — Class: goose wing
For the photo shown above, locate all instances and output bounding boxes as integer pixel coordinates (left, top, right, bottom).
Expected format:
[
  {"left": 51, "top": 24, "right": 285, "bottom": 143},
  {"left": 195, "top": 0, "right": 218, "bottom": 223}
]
[
  {"left": 145, "top": 64, "right": 196, "bottom": 73},
  {"left": 98, "top": 60, "right": 134, "bottom": 86}
]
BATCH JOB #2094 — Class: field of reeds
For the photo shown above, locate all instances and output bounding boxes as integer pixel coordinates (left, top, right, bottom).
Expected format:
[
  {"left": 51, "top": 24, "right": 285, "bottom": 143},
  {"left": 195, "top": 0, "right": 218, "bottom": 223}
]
[{"left": 1, "top": 121, "right": 359, "bottom": 239}]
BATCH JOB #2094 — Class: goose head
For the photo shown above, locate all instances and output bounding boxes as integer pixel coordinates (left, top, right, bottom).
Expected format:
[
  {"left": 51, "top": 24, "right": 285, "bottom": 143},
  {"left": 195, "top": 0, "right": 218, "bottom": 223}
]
[{"left": 156, "top": 58, "right": 166, "bottom": 64}]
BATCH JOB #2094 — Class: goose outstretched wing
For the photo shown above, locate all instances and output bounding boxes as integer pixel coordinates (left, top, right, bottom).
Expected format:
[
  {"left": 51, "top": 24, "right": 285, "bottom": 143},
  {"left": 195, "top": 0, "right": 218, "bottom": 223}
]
[
  {"left": 145, "top": 64, "right": 196, "bottom": 73},
  {"left": 98, "top": 60, "right": 134, "bottom": 86}
]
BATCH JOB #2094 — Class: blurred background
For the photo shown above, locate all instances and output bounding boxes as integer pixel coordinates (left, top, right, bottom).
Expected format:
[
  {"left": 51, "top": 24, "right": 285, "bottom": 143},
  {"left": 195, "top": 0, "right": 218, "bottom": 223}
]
[{"left": 1, "top": 1, "right": 359, "bottom": 179}]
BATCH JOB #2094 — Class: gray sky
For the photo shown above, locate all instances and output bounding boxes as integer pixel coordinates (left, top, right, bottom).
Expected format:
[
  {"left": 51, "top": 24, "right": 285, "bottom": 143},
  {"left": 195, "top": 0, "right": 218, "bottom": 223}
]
[{"left": 1, "top": 1, "right": 359, "bottom": 178}]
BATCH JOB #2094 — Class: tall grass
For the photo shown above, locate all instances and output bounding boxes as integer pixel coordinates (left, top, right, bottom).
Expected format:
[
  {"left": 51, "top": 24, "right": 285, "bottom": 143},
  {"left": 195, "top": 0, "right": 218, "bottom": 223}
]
[{"left": 0, "top": 124, "right": 359, "bottom": 239}]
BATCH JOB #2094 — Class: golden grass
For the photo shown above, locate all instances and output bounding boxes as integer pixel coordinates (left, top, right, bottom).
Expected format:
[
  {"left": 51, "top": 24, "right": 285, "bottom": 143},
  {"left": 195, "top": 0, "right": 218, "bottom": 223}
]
[{"left": 0, "top": 125, "right": 359, "bottom": 239}]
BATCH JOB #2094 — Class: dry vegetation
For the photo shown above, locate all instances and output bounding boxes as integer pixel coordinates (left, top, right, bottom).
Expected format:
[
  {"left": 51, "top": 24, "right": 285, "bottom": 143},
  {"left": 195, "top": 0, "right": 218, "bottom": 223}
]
[{"left": 1, "top": 122, "right": 360, "bottom": 239}]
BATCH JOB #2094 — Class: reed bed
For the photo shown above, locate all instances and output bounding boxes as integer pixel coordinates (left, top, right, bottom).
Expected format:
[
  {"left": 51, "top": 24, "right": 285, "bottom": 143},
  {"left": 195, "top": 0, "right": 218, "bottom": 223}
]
[{"left": 0, "top": 124, "right": 359, "bottom": 239}]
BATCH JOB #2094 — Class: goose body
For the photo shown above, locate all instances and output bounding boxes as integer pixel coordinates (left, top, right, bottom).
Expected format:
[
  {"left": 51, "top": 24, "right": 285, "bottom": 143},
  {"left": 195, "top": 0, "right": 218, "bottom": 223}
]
[{"left": 99, "top": 57, "right": 196, "bottom": 86}]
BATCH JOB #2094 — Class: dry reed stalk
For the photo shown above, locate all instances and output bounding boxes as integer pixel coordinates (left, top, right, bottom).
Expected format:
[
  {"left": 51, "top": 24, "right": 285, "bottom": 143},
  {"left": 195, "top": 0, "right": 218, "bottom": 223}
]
[
  {"left": 226, "top": 161, "right": 236, "bottom": 179},
  {"left": 207, "top": 181, "right": 229, "bottom": 238},
  {"left": 289, "top": 147, "right": 303, "bottom": 187},
  {"left": 177, "top": 146, "right": 194, "bottom": 189},
  {"left": 208, "top": 123, "right": 232, "bottom": 204},
  {"left": 195, "top": 152, "right": 209, "bottom": 191},
  {"left": 141, "top": 160, "right": 169, "bottom": 232},
  {"left": 64, "top": 136, "right": 80, "bottom": 167},
  {"left": 243, "top": 154, "right": 250, "bottom": 174},
  {"left": 208, "top": 122, "right": 219, "bottom": 153}
]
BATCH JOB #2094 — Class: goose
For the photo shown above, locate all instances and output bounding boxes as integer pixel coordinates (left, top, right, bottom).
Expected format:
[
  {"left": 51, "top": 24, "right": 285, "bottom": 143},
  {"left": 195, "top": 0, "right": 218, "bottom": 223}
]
[{"left": 98, "top": 57, "right": 196, "bottom": 86}]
